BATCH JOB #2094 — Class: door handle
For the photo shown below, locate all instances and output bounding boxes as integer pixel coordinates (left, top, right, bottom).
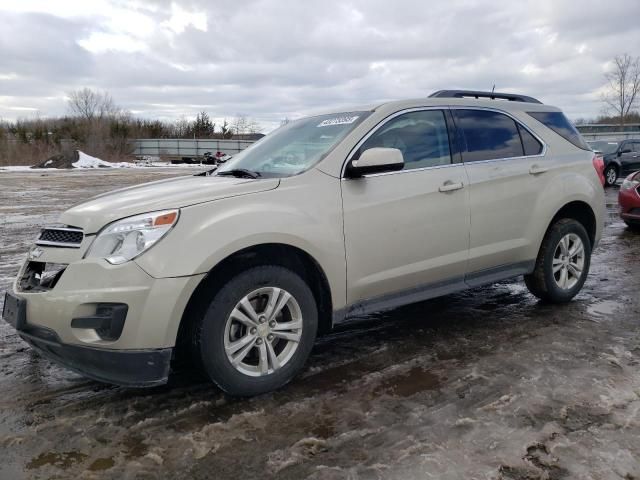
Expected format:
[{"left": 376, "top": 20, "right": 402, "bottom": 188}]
[
  {"left": 438, "top": 181, "right": 464, "bottom": 193},
  {"left": 529, "top": 164, "right": 548, "bottom": 175}
]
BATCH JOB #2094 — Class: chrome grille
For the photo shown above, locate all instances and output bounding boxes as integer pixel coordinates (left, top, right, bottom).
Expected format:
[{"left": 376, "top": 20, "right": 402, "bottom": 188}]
[{"left": 37, "top": 227, "right": 84, "bottom": 248}]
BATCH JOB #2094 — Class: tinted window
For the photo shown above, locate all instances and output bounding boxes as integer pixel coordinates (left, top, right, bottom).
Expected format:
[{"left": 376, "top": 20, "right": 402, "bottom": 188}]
[
  {"left": 527, "top": 111, "right": 590, "bottom": 151},
  {"left": 633, "top": 142, "right": 640, "bottom": 153},
  {"left": 619, "top": 142, "right": 631, "bottom": 153},
  {"left": 517, "top": 124, "right": 543, "bottom": 155},
  {"left": 358, "top": 110, "right": 451, "bottom": 170},
  {"left": 454, "top": 110, "right": 524, "bottom": 162}
]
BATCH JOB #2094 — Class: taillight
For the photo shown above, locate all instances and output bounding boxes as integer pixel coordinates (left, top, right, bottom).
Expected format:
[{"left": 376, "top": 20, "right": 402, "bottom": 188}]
[{"left": 592, "top": 155, "right": 605, "bottom": 186}]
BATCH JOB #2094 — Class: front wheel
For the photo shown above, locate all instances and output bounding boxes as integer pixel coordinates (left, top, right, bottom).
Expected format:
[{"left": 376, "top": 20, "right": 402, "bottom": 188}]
[
  {"left": 524, "top": 219, "right": 591, "bottom": 303},
  {"left": 604, "top": 165, "right": 618, "bottom": 186},
  {"left": 194, "top": 265, "right": 318, "bottom": 396}
]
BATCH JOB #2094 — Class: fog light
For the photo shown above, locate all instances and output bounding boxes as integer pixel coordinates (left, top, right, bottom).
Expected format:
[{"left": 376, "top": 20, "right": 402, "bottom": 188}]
[{"left": 71, "top": 303, "right": 128, "bottom": 341}]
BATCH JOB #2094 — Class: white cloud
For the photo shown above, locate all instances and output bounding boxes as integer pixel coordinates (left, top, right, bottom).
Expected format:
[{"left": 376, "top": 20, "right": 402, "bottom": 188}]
[
  {"left": 1, "top": 0, "right": 639, "bottom": 125},
  {"left": 160, "top": 3, "right": 207, "bottom": 34},
  {"left": 79, "top": 32, "right": 148, "bottom": 53}
]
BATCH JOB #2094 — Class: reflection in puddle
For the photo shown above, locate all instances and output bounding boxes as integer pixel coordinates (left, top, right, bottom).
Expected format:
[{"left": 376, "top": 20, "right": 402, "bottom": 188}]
[{"left": 587, "top": 300, "right": 620, "bottom": 318}]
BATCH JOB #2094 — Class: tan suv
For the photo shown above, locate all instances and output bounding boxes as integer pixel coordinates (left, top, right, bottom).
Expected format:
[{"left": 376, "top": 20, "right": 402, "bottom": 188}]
[{"left": 3, "top": 90, "right": 605, "bottom": 396}]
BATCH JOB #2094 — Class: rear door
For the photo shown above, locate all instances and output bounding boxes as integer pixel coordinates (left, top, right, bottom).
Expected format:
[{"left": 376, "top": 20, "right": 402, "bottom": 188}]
[
  {"left": 341, "top": 108, "right": 470, "bottom": 305},
  {"left": 452, "top": 108, "right": 547, "bottom": 284}
]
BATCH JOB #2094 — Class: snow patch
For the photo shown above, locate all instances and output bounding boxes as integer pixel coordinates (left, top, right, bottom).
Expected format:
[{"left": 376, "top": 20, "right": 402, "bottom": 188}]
[{"left": 72, "top": 151, "right": 132, "bottom": 169}]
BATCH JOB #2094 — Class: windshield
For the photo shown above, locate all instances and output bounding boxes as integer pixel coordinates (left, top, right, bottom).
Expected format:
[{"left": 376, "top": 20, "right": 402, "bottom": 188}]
[
  {"left": 587, "top": 141, "right": 619, "bottom": 154},
  {"left": 217, "top": 111, "right": 370, "bottom": 178}
]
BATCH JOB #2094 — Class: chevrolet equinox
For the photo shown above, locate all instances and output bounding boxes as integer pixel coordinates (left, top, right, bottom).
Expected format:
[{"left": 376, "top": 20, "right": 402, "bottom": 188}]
[{"left": 3, "top": 90, "right": 605, "bottom": 396}]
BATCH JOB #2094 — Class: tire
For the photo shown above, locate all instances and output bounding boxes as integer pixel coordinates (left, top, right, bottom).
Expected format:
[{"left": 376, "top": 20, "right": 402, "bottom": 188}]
[
  {"left": 625, "top": 221, "right": 640, "bottom": 232},
  {"left": 604, "top": 165, "right": 618, "bottom": 186},
  {"left": 194, "top": 265, "right": 318, "bottom": 396},
  {"left": 524, "top": 219, "right": 591, "bottom": 303}
]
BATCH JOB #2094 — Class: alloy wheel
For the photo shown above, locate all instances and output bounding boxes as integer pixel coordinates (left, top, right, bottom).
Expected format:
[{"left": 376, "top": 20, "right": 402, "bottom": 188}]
[
  {"left": 223, "top": 287, "right": 303, "bottom": 377},
  {"left": 552, "top": 233, "right": 585, "bottom": 290}
]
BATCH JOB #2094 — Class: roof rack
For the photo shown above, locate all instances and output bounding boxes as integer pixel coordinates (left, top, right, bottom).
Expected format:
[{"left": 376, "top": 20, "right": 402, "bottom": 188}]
[{"left": 429, "top": 90, "right": 542, "bottom": 104}]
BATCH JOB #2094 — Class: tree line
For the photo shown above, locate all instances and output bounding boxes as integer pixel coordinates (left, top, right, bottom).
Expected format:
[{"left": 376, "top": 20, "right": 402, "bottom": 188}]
[{"left": 0, "top": 87, "right": 262, "bottom": 166}]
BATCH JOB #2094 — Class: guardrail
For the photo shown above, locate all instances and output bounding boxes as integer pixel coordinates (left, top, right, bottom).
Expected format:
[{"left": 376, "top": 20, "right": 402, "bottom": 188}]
[
  {"left": 578, "top": 132, "right": 640, "bottom": 141},
  {"left": 132, "top": 138, "right": 255, "bottom": 158}
]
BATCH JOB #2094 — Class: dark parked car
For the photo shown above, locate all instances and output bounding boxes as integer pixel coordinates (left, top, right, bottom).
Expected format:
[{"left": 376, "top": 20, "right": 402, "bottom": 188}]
[{"left": 588, "top": 140, "right": 640, "bottom": 186}]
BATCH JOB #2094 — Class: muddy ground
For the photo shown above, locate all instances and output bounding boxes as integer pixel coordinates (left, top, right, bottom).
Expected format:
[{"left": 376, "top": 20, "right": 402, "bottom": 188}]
[{"left": 1, "top": 169, "right": 639, "bottom": 480}]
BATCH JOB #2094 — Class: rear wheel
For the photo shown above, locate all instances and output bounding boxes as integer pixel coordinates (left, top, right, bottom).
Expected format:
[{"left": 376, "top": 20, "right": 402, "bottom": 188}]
[
  {"left": 604, "top": 165, "right": 618, "bottom": 186},
  {"left": 525, "top": 219, "right": 591, "bottom": 303},
  {"left": 194, "top": 265, "right": 318, "bottom": 396}
]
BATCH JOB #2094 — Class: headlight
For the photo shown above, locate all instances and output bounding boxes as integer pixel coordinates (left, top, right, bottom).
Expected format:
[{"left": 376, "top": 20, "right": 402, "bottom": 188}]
[
  {"left": 86, "top": 210, "right": 179, "bottom": 265},
  {"left": 621, "top": 176, "right": 640, "bottom": 191}
]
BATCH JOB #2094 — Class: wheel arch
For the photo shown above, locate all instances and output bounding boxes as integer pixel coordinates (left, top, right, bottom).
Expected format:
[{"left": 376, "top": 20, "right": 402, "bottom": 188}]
[
  {"left": 174, "top": 243, "right": 334, "bottom": 363},
  {"left": 605, "top": 159, "right": 621, "bottom": 172},
  {"left": 545, "top": 200, "right": 597, "bottom": 248}
]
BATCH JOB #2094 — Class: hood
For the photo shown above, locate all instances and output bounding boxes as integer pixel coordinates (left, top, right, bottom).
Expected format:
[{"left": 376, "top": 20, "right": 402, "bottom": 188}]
[{"left": 59, "top": 175, "right": 279, "bottom": 233}]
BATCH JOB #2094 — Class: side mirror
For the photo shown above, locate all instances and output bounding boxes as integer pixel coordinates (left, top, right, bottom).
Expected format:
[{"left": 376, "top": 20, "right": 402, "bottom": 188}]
[
  {"left": 620, "top": 148, "right": 632, "bottom": 155},
  {"left": 347, "top": 148, "right": 404, "bottom": 177}
]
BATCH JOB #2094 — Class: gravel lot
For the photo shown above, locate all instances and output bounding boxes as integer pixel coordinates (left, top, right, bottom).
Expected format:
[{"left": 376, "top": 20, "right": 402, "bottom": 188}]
[{"left": 1, "top": 169, "right": 639, "bottom": 480}]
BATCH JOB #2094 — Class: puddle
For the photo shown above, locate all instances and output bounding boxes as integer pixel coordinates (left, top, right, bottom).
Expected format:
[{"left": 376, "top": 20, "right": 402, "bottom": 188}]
[
  {"left": 375, "top": 366, "right": 441, "bottom": 397},
  {"left": 586, "top": 300, "right": 620, "bottom": 318},
  {"left": 27, "top": 451, "right": 88, "bottom": 470},
  {"left": 88, "top": 457, "right": 115, "bottom": 471}
]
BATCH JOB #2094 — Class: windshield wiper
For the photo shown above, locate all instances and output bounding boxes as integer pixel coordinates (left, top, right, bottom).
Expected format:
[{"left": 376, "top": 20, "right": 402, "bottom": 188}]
[{"left": 216, "top": 168, "right": 261, "bottom": 179}]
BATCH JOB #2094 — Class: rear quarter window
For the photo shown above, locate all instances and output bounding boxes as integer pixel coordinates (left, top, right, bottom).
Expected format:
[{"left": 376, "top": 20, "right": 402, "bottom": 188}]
[
  {"left": 527, "top": 111, "right": 590, "bottom": 151},
  {"left": 517, "top": 124, "right": 543, "bottom": 156}
]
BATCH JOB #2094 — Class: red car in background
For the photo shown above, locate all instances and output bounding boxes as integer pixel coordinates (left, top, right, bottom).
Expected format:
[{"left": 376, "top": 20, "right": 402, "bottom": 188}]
[{"left": 619, "top": 171, "right": 640, "bottom": 230}]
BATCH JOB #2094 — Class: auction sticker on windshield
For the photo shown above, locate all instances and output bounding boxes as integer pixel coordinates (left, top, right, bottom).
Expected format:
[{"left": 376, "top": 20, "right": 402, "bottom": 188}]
[{"left": 317, "top": 116, "right": 359, "bottom": 127}]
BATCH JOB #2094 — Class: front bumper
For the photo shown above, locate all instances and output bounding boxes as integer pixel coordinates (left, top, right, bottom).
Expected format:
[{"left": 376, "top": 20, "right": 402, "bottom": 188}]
[
  {"left": 7, "top": 244, "right": 205, "bottom": 386},
  {"left": 19, "top": 325, "right": 172, "bottom": 387},
  {"left": 11, "top": 257, "right": 204, "bottom": 349},
  {"left": 619, "top": 185, "right": 640, "bottom": 223}
]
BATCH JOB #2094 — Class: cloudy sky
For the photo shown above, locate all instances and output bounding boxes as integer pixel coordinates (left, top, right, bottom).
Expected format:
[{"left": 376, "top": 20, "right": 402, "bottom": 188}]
[{"left": 0, "top": 0, "right": 639, "bottom": 130}]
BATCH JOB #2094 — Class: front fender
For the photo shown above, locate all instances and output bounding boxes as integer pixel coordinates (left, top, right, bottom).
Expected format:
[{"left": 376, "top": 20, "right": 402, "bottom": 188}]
[{"left": 135, "top": 170, "right": 347, "bottom": 310}]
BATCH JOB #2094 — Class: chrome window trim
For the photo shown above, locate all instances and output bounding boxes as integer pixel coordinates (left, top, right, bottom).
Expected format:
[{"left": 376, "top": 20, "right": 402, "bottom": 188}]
[
  {"left": 340, "top": 105, "right": 548, "bottom": 179},
  {"left": 351, "top": 162, "right": 464, "bottom": 179}
]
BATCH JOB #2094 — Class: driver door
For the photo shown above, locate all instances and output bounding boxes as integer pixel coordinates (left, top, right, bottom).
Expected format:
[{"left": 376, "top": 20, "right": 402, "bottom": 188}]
[
  {"left": 625, "top": 142, "right": 640, "bottom": 174},
  {"left": 341, "top": 109, "right": 470, "bottom": 310}
]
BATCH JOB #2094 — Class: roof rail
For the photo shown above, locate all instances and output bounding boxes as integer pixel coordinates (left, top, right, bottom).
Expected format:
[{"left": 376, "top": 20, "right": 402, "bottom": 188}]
[{"left": 429, "top": 90, "right": 543, "bottom": 104}]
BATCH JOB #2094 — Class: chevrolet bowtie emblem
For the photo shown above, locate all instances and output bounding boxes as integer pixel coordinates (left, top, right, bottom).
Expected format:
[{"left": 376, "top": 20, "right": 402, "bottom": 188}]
[{"left": 30, "top": 247, "right": 43, "bottom": 259}]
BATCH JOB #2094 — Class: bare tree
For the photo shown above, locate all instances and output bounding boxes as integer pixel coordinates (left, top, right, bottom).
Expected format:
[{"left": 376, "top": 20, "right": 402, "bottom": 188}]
[
  {"left": 602, "top": 54, "right": 640, "bottom": 128},
  {"left": 67, "top": 87, "right": 119, "bottom": 120},
  {"left": 231, "top": 115, "right": 262, "bottom": 136}
]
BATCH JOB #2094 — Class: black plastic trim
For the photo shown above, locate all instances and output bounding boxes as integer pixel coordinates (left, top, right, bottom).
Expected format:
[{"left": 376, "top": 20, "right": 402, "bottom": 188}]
[
  {"left": 430, "top": 90, "right": 542, "bottom": 104},
  {"left": 333, "top": 260, "right": 536, "bottom": 325},
  {"left": 18, "top": 327, "right": 171, "bottom": 387},
  {"left": 71, "top": 303, "right": 128, "bottom": 341}
]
